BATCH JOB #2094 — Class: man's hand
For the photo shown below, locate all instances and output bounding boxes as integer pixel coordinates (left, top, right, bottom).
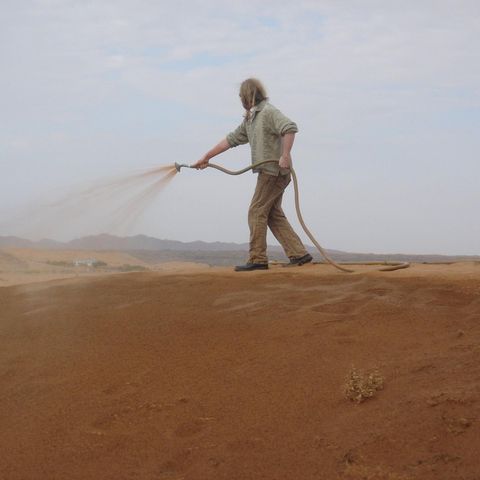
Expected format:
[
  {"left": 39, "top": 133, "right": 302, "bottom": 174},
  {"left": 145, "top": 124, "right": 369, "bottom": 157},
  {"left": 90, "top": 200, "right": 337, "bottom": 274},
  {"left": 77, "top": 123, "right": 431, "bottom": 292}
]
[
  {"left": 192, "top": 154, "right": 210, "bottom": 170},
  {"left": 278, "top": 152, "right": 291, "bottom": 169},
  {"left": 192, "top": 138, "right": 231, "bottom": 170}
]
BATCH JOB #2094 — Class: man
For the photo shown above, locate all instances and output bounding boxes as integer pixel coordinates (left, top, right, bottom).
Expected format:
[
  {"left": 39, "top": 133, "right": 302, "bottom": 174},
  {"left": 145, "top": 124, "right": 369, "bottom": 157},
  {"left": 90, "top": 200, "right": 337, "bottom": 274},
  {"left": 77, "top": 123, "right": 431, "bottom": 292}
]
[{"left": 193, "top": 78, "right": 312, "bottom": 271}]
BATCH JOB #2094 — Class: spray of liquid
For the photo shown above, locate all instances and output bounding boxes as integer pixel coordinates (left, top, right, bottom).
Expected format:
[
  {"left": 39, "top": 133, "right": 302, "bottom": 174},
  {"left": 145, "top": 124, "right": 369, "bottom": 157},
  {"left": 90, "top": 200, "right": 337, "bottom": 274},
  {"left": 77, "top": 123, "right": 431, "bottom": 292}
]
[
  {"left": 108, "top": 168, "right": 178, "bottom": 233},
  {"left": 1, "top": 164, "right": 180, "bottom": 240},
  {"left": 48, "top": 164, "right": 176, "bottom": 208}
]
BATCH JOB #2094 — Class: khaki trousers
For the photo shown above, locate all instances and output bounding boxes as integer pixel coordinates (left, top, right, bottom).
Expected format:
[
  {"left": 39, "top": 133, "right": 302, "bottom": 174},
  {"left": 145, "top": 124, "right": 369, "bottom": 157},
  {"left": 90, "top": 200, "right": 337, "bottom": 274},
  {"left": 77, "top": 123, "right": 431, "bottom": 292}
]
[{"left": 248, "top": 172, "right": 307, "bottom": 264}]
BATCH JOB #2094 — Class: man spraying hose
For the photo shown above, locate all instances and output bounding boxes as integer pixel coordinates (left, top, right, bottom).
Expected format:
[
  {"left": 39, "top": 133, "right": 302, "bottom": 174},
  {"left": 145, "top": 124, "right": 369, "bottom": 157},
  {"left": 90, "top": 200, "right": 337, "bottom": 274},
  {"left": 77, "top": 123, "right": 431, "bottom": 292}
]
[{"left": 193, "top": 78, "right": 312, "bottom": 272}]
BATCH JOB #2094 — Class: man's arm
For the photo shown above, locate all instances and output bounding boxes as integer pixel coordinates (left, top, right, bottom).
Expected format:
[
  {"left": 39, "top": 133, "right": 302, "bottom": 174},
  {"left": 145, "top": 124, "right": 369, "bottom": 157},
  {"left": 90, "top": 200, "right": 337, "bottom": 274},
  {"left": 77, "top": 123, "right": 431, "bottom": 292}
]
[
  {"left": 192, "top": 120, "right": 248, "bottom": 170},
  {"left": 192, "top": 138, "right": 231, "bottom": 169},
  {"left": 279, "top": 132, "right": 295, "bottom": 169}
]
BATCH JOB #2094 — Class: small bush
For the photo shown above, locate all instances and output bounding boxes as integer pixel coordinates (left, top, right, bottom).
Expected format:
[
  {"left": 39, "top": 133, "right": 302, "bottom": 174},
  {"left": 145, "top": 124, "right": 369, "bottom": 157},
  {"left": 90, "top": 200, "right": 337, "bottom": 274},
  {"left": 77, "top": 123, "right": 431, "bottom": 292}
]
[
  {"left": 117, "top": 264, "right": 147, "bottom": 272},
  {"left": 93, "top": 261, "right": 108, "bottom": 268},
  {"left": 46, "top": 260, "right": 71, "bottom": 267},
  {"left": 345, "top": 367, "right": 384, "bottom": 403}
]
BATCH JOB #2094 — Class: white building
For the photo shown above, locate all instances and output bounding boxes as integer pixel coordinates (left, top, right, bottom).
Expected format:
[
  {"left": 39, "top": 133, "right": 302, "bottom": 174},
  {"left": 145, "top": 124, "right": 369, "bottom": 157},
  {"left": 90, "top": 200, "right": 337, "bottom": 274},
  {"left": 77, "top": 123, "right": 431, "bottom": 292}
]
[{"left": 73, "top": 258, "right": 98, "bottom": 267}]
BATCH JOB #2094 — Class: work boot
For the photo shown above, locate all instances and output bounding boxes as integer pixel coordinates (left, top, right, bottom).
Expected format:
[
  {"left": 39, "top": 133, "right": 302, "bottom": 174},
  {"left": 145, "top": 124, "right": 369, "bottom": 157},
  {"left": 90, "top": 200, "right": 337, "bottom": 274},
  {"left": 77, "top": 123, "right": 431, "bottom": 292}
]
[
  {"left": 234, "top": 262, "right": 269, "bottom": 272},
  {"left": 284, "top": 253, "right": 313, "bottom": 267}
]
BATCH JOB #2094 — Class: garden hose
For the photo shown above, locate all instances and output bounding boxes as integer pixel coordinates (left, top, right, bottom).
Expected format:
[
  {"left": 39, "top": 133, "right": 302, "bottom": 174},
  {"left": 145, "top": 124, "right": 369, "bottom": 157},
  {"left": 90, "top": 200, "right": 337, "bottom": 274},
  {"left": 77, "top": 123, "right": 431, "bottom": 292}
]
[{"left": 175, "top": 160, "right": 410, "bottom": 273}]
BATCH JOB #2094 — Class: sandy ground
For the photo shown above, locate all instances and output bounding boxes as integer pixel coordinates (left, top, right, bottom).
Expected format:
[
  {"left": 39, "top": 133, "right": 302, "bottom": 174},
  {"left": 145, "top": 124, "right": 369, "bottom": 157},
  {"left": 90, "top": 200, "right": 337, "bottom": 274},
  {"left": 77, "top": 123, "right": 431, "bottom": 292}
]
[{"left": 1, "top": 262, "right": 479, "bottom": 479}]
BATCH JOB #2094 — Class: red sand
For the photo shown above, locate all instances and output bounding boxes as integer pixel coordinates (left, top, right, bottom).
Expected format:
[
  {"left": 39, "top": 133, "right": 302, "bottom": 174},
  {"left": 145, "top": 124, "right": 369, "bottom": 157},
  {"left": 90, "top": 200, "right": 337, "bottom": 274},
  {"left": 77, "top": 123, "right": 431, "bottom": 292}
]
[{"left": 1, "top": 263, "right": 479, "bottom": 479}]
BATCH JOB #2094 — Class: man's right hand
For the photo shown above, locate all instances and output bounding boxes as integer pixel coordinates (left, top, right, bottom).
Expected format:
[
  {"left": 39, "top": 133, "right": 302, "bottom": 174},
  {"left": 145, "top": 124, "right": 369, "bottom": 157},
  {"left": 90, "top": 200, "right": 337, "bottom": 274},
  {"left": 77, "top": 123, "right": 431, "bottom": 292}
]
[
  {"left": 192, "top": 154, "right": 210, "bottom": 170},
  {"left": 192, "top": 138, "right": 231, "bottom": 169}
]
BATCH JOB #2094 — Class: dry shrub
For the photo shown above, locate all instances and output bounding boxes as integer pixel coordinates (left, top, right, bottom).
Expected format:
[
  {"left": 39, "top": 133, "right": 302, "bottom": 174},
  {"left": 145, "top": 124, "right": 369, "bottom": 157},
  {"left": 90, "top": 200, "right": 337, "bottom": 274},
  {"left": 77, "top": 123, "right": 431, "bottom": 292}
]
[
  {"left": 344, "top": 463, "right": 411, "bottom": 479},
  {"left": 345, "top": 367, "right": 384, "bottom": 403}
]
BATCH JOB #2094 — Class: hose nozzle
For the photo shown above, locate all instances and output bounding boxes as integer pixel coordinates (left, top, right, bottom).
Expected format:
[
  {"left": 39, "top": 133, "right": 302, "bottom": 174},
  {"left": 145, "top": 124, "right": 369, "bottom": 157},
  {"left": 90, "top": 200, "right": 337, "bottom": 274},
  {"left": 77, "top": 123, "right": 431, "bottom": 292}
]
[{"left": 175, "top": 162, "right": 192, "bottom": 173}]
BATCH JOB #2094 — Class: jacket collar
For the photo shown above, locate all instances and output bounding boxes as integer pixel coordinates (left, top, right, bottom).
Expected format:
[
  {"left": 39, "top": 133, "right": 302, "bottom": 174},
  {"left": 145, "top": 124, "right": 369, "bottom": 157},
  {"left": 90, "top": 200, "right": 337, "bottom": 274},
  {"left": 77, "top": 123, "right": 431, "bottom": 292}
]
[
  {"left": 246, "top": 99, "right": 267, "bottom": 122},
  {"left": 253, "top": 99, "right": 267, "bottom": 112}
]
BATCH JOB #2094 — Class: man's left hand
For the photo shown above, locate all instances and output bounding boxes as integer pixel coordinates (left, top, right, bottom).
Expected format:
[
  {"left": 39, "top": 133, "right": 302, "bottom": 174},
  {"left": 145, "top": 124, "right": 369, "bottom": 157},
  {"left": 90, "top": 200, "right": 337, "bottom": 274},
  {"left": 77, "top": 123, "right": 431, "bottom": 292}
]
[{"left": 279, "top": 153, "right": 291, "bottom": 169}]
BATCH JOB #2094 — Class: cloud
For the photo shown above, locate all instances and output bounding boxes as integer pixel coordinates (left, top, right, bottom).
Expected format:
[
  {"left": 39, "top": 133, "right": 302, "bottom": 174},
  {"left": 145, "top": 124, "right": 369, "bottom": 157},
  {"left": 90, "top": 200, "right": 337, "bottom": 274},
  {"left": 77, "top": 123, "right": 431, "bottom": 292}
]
[{"left": 1, "top": 0, "right": 479, "bottom": 253}]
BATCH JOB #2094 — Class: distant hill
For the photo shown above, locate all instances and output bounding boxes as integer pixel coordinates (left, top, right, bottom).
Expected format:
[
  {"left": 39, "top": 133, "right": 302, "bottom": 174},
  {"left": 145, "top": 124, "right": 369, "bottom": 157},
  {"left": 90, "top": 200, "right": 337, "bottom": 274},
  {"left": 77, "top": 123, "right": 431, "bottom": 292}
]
[
  {"left": 0, "top": 236, "right": 64, "bottom": 249},
  {"left": 0, "top": 234, "right": 253, "bottom": 252},
  {"left": 1, "top": 234, "right": 479, "bottom": 265},
  {"left": 67, "top": 233, "right": 252, "bottom": 252}
]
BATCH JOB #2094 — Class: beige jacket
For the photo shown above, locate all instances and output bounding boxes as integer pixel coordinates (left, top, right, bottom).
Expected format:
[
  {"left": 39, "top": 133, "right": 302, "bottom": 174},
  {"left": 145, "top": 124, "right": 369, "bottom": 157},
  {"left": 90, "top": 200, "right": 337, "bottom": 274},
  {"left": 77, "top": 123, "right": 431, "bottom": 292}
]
[{"left": 226, "top": 100, "right": 298, "bottom": 176}]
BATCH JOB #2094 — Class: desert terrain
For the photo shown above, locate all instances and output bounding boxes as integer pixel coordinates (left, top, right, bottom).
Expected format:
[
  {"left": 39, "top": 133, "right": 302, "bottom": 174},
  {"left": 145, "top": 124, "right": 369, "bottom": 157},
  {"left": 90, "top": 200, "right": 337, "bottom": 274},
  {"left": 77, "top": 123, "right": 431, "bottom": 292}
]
[
  {"left": 0, "top": 247, "right": 211, "bottom": 288},
  {"left": 1, "top": 258, "right": 479, "bottom": 479}
]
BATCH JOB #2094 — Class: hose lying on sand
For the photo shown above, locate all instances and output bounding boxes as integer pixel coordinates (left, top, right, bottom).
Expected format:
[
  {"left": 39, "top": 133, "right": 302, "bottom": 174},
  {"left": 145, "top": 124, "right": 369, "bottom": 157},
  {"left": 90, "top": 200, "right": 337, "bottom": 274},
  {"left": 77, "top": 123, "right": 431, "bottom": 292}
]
[{"left": 176, "top": 160, "right": 410, "bottom": 273}]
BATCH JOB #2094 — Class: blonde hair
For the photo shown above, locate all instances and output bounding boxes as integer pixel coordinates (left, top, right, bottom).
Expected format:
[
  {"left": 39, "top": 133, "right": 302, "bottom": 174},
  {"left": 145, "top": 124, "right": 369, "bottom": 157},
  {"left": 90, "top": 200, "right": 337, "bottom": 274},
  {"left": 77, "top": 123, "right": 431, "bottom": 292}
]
[{"left": 239, "top": 78, "right": 268, "bottom": 113}]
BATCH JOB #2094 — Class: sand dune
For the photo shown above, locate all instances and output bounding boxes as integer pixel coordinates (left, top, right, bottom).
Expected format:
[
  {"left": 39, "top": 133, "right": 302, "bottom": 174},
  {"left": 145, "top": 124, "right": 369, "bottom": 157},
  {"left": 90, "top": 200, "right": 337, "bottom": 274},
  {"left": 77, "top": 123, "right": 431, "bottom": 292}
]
[
  {"left": 0, "top": 248, "right": 154, "bottom": 287},
  {"left": 1, "top": 247, "right": 150, "bottom": 268},
  {"left": 1, "top": 263, "right": 479, "bottom": 479}
]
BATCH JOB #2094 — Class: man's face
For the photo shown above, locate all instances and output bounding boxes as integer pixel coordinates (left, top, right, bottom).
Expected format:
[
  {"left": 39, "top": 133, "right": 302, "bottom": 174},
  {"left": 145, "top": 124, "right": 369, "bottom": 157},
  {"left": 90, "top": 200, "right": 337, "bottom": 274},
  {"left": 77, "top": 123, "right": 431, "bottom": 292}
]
[{"left": 240, "top": 94, "right": 250, "bottom": 110}]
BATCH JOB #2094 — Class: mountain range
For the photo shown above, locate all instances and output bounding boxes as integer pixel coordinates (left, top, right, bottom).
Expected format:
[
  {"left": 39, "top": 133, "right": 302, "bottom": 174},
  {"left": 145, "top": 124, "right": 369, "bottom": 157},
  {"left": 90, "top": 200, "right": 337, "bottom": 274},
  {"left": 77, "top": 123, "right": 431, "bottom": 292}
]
[
  {"left": 1, "top": 234, "right": 479, "bottom": 266},
  {"left": 0, "top": 234, "right": 252, "bottom": 252}
]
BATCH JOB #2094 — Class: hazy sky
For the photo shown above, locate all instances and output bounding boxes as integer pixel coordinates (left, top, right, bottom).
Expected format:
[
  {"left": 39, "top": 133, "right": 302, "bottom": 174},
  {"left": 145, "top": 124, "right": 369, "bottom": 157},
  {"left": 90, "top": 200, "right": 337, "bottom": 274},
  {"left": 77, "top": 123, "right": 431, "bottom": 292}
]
[{"left": 1, "top": 0, "right": 479, "bottom": 255}]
